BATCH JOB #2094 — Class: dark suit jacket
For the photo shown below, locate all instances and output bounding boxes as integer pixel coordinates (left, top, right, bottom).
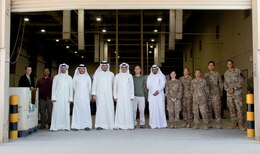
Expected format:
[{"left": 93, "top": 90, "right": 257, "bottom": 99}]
[{"left": 18, "top": 74, "right": 35, "bottom": 87}]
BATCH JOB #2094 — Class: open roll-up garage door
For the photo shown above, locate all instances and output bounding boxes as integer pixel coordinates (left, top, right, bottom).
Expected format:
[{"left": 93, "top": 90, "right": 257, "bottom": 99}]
[{"left": 11, "top": 0, "right": 251, "bottom": 12}]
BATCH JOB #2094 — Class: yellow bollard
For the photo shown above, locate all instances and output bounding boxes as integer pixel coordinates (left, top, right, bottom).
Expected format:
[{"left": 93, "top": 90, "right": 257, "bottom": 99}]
[
  {"left": 9, "top": 95, "right": 19, "bottom": 139},
  {"left": 246, "top": 93, "right": 254, "bottom": 137}
]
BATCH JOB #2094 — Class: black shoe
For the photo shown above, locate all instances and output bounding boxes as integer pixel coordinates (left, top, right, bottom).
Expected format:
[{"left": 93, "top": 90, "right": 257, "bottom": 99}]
[
  {"left": 73, "top": 129, "right": 79, "bottom": 131},
  {"left": 96, "top": 127, "right": 103, "bottom": 130},
  {"left": 85, "top": 127, "right": 91, "bottom": 131},
  {"left": 140, "top": 125, "right": 145, "bottom": 129}
]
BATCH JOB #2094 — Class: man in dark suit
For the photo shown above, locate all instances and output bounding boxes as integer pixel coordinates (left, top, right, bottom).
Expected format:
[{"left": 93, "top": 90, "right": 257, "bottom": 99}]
[{"left": 18, "top": 66, "right": 35, "bottom": 87}]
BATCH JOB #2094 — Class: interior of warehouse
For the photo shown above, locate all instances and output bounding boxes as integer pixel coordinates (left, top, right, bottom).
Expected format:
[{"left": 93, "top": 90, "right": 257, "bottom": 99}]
[{"left": 10, "top": 10, "right": 253, "bottom": 91}]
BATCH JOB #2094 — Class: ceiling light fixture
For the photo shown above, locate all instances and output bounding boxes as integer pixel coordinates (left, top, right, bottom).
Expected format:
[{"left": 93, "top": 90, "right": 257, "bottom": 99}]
[
  {"left": 24, "top": 18, "right": 29, "bottom": 22},
  {"left": 149, "top": 51, "right": 152, "bottom": 54},
  {"left": 157, "top": 17, "right": 162, "bottom": 21},
  {"left": 150, "top": 46, "right": 153, "bottom": 48},
  {"left": 96, "top": 17, "right": 102, "bottom": 21},
  {"left": 66, "top": 46, "right": 69, "bottom": 49},
  {"left": 154, "top": 29, "right": 158, "bottom": 33},
  {"left": 81, "top": 56, "right": 84, "bottom": 59},
  {"left": 107, "top": 39, "right": 111, "bottom": 42},
  {"left": 41, "top": 29, "right": 45, "bottom": 33},
  {"left": 56, "top": 39, "right": 59, "bottom": 42},
  {"left": 102, "top": 29, "right": 107, "bottom": 33},
  {"left": 74, "top": 51, "right": 77, "bottom": 54},
  {"left": 151, "top": 39, "right": 155, "bottom": 42}
]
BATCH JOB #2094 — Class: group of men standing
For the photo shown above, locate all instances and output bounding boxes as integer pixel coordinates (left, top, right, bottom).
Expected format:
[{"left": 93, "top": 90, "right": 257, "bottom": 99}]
[{"left": 18, "top": 59, "right": 246, "bottom": 131}]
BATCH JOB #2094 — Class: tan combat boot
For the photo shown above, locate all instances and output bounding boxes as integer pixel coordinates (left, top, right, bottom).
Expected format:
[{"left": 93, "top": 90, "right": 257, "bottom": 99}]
[
  {"left": 238, "top": 123, "right": 246, "bottom": 131},
  {"left": 169, "top": 122, "right": 174, "bottom": 129},
  {"left": 181, "top": 121, "right": 187, "bottom": 128},
  {"left": 229, "top": 122, "right": 237, "bottom": 129},
  {"left": 186, "top": 121, "right": 191, "bottom": 128},
  {"left": 174, "top": 121, "right": 179, "bottom": 129},
  {"left": 204, "top": 124, "right": 209, "bottom": 130},
  {"left": 207, "top": 122, "right": 213, "bottom": 128},
  {"left": 193, "top": 124, "right": 199, "bottom": 129},
  {"left": 216, "top": 122, "right": 222, "bottom": 129}
]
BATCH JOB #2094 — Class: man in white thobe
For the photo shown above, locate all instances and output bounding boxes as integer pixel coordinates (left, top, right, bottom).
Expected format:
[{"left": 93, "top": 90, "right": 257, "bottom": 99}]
[
  {"left": 147, "top": 65, "right": 167, "bottom": 129},
  {"left": 114, "top": 63, "right": 135, "bottom": 130},
  {"left": 92, "top": 61, "right": 115, "bottom": 130},
  {"left": 50, "top": 63, "right": 73, "bottom": 131},
  {"left": 71, "top": 64, "right": 92, "bottom": 131}
]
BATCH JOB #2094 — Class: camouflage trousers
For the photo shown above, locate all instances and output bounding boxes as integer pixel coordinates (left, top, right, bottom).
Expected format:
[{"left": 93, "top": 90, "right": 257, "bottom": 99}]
[
  {"left": 193, "top": 96, "right": 209, "bottom": 125},
  {"left": 182, "top": 96, "right": 193, "bottom": 123},
  {"left": 227, "top": 94, "right": 244, "bottom": 124},
  {"left": 167, "top": 98, "right": 181, "bottom": 122},
  {"left": 207, "top": 94, "right": 222, "bottom": 124}
]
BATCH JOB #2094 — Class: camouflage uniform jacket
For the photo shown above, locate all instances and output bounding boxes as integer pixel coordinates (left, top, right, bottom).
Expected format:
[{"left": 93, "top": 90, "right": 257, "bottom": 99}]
[
  {"left": 165, "top": 79, "right": 183, "bottom": 100},
  {"left": 191, "top": 78, "right": 209, "bottom": 98},
  {"left": 204, "top": 71, "right": 223, "bottom": 95},
  {"left": 179, "top": 75, "right": 193, "bottom": 98},
  {"left": 224, "top": 68, "right": 243, "bottom": 96}
]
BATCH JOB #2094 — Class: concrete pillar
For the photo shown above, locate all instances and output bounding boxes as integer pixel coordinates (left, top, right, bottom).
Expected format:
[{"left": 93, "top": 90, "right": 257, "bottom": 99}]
[
  {"left": 100, "top": 41, "right": 104, "bottom": 61},
  {"left": 104, "top": 43, "right": 108, "bottom": 61},
  {"left": 169, "top": 10, "right": 176, "bottom": 50},
  {"left": 175, "top": 10, "right": 183, "bottom": 40},
  {"left": 0, "top": 0, "right": 10, "bottom": 143},
  {"left": 62, "top": 10, "right": 71, "bottom": 40},
  {"left": 78, "top": 9, "right": 85, "bottom": 50},
  {"left": 160, "top": 31, "right": 165, "bottom": 63},
  {"left": 252, "top": 0, "right": 260, "bottom": 141},
  {"left": 94, "top": 34, "right": 100, "bottom": 63}
]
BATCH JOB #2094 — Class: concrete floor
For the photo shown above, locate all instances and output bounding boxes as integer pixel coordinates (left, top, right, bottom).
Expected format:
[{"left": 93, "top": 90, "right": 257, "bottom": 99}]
[{"left": 2, "top": 119, "right": 260, "bottom": 154}]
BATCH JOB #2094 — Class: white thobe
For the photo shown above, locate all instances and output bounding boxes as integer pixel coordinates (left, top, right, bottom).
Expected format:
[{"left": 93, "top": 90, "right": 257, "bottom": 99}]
[
  {"left": 71, "top": 74, "right": 92, "bottom": 129},
  {"left": 147, "top": 74, "right": 167, "bottom": 128},
  {"left": 114, "top": 73, "right": 135, "bottom": 129},
  {"left": 50, "top": 73, "right": 73, "bottom": 131},
  {"left": 92, "top": 71, "right": 114, "bottom": 129}
]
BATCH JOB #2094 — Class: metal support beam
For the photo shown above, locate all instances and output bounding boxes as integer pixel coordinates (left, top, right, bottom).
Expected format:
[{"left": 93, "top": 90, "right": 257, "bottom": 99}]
[
  {"left": 0, "top": 0, "right": 10, "bottom": 143},
  {"left": 141, "top": 10, "right": 144, "bottom": 75},
  {"left": 78, "top": 9, "right": 85, "bottom": 50},
  {"left": 160, "top": 26, "right": 165, "bottom": 63},
  {"left": 169, "top": 10, "right": 176, "bottom": 50},
  {"left": 146, "top": 42, "right": 149, "bottom": 74},
  {"left": 62, "top": 10, "right": 71, "bottom": 40},
  {"left": 94, "top": 34, "right": 100, "bottom": 63},
  {"left": 99, "top": 41, "right": 104, "bottom": 61},
  {"left": 154, "top": 43, "right": 159, "bottom": 66},
  {"left": 116, "top": 10, "right": 119, "bottom": 73},
  {"left": 104, "top": 42, "right": 108, "bottom": 61}
]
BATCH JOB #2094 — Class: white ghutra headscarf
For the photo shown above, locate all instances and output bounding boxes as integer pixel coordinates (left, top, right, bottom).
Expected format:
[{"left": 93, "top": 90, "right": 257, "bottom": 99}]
[
  {"left": 94, "top": 60, "right": 110, "bottom": 75},
  {"left": 58, "top": 63, "right": 69, "bottom": 75},
  {"left": 73, "top": 64, "right": 90, "bottom": 79},
  {"left": 119, "top": 62, "right": 130, "bottom": 74}
]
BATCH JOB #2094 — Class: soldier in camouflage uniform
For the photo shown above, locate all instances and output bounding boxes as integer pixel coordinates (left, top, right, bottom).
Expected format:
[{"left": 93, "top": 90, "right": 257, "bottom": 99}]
[
  {"left": 191, "top": 69, "right": 209, "bottom": 130},
  {"left": 204, "top": 61, "right": 223, "bottom": 129},
  {"left": 224, "top": 60, "right": 245, "bottom": 131},
  {"left": 179, "top": 68, "right": 193, "bottom": 128},
  {"left": 165, "top": 71, "right": 183, "bottom": 128}
]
